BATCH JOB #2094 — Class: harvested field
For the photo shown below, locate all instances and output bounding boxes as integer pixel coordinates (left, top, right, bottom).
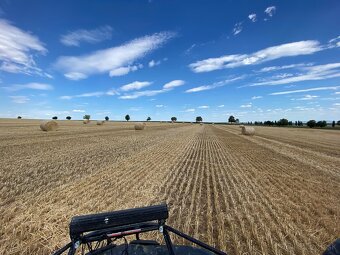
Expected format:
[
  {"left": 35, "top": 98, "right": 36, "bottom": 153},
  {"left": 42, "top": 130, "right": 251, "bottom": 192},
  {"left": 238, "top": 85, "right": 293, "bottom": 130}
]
[{"left": 0, "top": 119, "right": 339, "bottom": 255}]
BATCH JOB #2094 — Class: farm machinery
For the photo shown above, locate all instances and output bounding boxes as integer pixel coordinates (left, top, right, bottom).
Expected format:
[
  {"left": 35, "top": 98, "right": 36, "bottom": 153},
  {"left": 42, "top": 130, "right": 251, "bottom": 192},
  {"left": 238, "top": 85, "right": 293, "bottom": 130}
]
[{"left": 52, "top": 204, "right": 227, "bottom": 255}]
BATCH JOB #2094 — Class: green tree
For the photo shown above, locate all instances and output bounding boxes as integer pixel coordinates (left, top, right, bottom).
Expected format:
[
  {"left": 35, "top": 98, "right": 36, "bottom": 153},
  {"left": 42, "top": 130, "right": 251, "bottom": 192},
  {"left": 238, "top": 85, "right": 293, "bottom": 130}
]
[
  {"left": 147, "top": 117, "right": 151, "bottom": 121},
  {"left": 228, "top": 115, "right": 236, "bottom": 123},
  {"left": 277, "top": 118, "right": 289, "bottom": 126},
  {"left": 83, "top": 115, "right": 91, "bottom": 120},
  {"left": 337, "top": 120, "right": 340, "bottom": 125},
  {"left": 17, "top": 116, "right": 22, "bottom": 119},
  {"left": 196, "top": 116, "right": 203, "bottom": 122},
  {"left": 105, "top": 116, "right": 109, "bottom": 121},
  {"left": 66, "top": 116, "right": 71, "bottom": 120},
  {"left": 52, "top": 116, "right": 58, "bottom": 120},
  {"left": 171, "top": 117, "right": 177, "bottom": 122},
  {"left": 332, "top": 121, "right": 335, "bottom": 128},
  {"left": 307, "top": 120, "right": 316, "bottom": 128},
  {"left": 125, "top": 114, "right": 130, "bottom": 121},
  {"left": 316, "top": 120, "right": 327, "bottom": 127}
]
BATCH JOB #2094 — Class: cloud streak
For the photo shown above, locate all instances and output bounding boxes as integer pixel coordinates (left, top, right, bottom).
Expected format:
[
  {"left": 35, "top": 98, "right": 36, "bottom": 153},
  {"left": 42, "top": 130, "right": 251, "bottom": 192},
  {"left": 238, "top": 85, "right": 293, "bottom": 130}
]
[
  {"left": 189, "top": 40, "right": 322, "bottom": 73},
  {"left": 270, "top": 86, "right": 340, "bottom": 95},
  {"left": 60, "top": 26, "right": 112, "bottom": 46},
  {"left": 0, "top": 19, "right": 47, "bottom": 76},
  {"left": 55, "top": 31, "right": 175, "bottom": 80},
  {"left": 2, "top": 82, "right": 53, "bottom": 91},
  {"left": 185, "top": 76, "right": 244, "bottom": 93}
]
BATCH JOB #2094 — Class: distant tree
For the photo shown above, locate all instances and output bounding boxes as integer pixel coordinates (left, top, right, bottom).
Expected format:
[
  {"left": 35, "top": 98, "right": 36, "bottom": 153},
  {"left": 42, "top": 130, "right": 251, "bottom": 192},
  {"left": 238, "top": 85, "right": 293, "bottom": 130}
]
[
  {"left": 307, "top": 120, "right": 316, "bottom": 128},
  {"left": 264, "top": 120, "right": 274, "bottom": 126},
  {"left": 235, "top": 118, "right": 239, "bottom": 123},
  {"left": 228, "top": 115, "right": 236, "bottom": 123},
  {"left": 295, "top": 121, "right": 298, "bottom": 126},
  {"left": 147, "top": 117, "right": 151, "bottom": 121},
  {"left": 171, "top": 117, "right": 177, "bottom": 122},
  {"left": 105, "top": 116, "right": 109, "bottom": 121},
  {"left": 298, "top": 121, "right": 303, "bottom": 126},
  {"left": 83, "top": 115, "right": 91, "bottom": 120},
  {"left": 125, "top": 114, "right": 130, "bottom": 121},
  {"left": 316, "top": 120, "right": 327, "bottom": 128},
  {"left": 337, "top": 120, "right": 340, "bottom": 126},
  {"left": 277, "top": 118, "right": 289, "bottom": 126},
  {"left": 66, "top": 116, "right": 71, "bottom": 120},
  {"left": 17, "top": 116, "right": 22, "bottom": 119},
  {"left": 332, "top": 121, "right": 335, "bottom": 128},
  {"left": 52, "top": 116, "right": 58, "bottom": 120},
  {"left": 288, "top": 121, "right": 293, "bottom": 126},
  {"left": 196, "top": 116, "right": 203, "bottom": 122}
]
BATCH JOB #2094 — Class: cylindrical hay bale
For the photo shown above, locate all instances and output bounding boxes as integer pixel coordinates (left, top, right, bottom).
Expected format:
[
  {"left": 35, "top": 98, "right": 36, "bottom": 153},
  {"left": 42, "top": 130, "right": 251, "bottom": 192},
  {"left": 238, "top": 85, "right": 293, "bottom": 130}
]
[
  {"left": 40, "top": 121, "right": 58, "bottom": 131},
  {"left": 239, "top": 125, "right": 245, "bottom": 128},
  {"left": 241, "top": 126, "right": 255, "bottom": 136},
  {"left": 200, "top": 123, "right": 203, "bottom": 125},
  {"left": 134, "top": 123, "right": 145, "bottom": 130},
  {"left": 83, "top": 119, "right": 90, "bottom": 124},
  {"left": 97, "top": 121, "right": 104, "bottom": 125}
]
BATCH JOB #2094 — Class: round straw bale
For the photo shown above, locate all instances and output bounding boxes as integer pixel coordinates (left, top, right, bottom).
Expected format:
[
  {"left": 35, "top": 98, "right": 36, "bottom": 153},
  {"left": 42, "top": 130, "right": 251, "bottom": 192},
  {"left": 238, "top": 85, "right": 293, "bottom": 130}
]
[
  {"left": 40, "top": 121, "right": 58, "bottom": 131},
  {"left": 200, "top": 122, "right": 203, "bottom": 125},
  {"left": 143, "top": 122, "right": 146, "bottom": 125},
  {"left": 83, "top": 119, "right": 90, "bottom": 124},
  {"left": 239, "top": 125, "right": 245, "bottom": 128},
  {"left": 134, "top": 123, "right": 145, "bottom": 130},
  {"left": 241, "top": 126, "right": 255, "bottom": 136},
  {"left": 97, "top": 121, "right": 104, "bottom": 125}
]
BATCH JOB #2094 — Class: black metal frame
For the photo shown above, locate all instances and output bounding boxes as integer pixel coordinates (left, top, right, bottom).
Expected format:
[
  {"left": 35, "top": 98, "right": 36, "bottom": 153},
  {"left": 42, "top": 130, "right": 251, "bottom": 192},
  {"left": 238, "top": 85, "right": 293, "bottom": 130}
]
[{"left": 52, "top": 204, "right": 227, "bottom": 255}]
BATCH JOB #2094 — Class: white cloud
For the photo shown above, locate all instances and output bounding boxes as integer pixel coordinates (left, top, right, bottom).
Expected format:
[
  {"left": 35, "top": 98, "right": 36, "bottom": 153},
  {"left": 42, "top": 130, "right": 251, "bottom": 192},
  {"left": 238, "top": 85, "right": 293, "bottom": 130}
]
[
  {"left": 270, "top": 86, "right": 340, "bottom": 95},
  {"left": 9, "top": 95, "right": 30, "bottom": 103},
  {"left": 250, "top": 63, "right": 340, "bottom": 86},
  {"left": 233, "top": 22, "right": 243, "bottom": 35},
  {"left": 241, "top": 103, "right": 252, "bottom": 108},
  {"left": 328, "top": 36, "right": 340, "bottom": 48},
  {"left": 148, "top": 60, "right": 161, "bottom": 67},
  {"left": 184, "top": 108, "right": 195, "bottom": 112},
  {"left": 119, "top": 89, "right": 165, "bottom": 99},
  {"left": 251, "top": 96, "right": 262, "bottom": 100},
  {"left": 106, "top": 89, "right": 120, "bottom": 96},
  {"left": 55, "top": 31, "right": 174, "bottom": 80},
  {"left": 120, "top": 81, "right": 152, "bottom": 92},
  {"left": 334, "top": 103, "right": 340, "bottom": 106},
  {"left": 258, "top": 63, "right": 313, "bottom": 72},
  {"left": 295, "top": 95, "right": 319, "bottom": 101},
  {"left": 0, "top": 19, "right": 47, "bottom": 75},
  {"left": 2, "top": 82, "right": 53, "bottom": 91},
  {"left": 217, "top": 105, "right": 224, "bottom": 108},
  {"left": 156, "top": 104, "right": 164, "bottom": 108},
  {"left": 198, "top": 105, "right": 209, "bottom": 109},
  {"left": 60, "top": 26, "right": 112, "bottom": 46},
  {"left": 335, "top": 92, "right": 340, "bottom": 95},
  {"left": 72, "top": 109, "right": 85, "bottom": 113},
  {"left": 248, "top": 14, "right": 257, "bottom": 22},
  {"left": 64, "top": 72, "right": 88, "bottom": 80},
  {"left": 109, "top": 65, "right": 140, "bottom": 76},
  {"left": 189, "top": 40, "right": 322, "bottom": 73},
  {"left": 185, "top": 76, "right": 244, "bottom": 93},
  {"left": 265, "top": 6, "right": 276, "bottom": 17},
  {"left": 163, "top": 80, "right": 185, "bottom": 89},
  {"left": 60, "top": 91, "right": 105, "bottom": 100}
]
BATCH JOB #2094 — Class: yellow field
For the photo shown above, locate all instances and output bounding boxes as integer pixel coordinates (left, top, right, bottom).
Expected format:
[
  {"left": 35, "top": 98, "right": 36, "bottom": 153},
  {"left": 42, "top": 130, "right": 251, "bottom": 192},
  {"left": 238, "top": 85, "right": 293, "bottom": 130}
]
[{"left": 0, "top": 119, "right": 339, "bottom": 255}]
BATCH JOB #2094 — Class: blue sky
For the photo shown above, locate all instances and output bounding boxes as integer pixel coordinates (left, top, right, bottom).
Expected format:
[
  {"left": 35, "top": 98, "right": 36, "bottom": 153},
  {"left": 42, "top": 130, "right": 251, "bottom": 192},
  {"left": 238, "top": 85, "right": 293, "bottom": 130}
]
[{"left": 0, "top": 0, "right": 339, "bottom": 122}]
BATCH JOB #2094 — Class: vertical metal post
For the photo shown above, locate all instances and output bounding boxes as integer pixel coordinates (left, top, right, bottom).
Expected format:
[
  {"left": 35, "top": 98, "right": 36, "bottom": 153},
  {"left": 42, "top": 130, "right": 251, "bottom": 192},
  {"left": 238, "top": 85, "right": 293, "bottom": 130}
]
[{"left": 163, "top": 228, "right": 175, "bottom": 255}]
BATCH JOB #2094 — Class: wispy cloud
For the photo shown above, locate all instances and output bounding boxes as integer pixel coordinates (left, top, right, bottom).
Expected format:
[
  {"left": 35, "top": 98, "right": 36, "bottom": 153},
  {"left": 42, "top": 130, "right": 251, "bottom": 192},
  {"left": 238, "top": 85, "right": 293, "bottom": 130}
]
[
  {"left": 60, "top": 91, "right": 105, "bottom": 100},
  {"left": 156, "top": 104, "right": 164, "bottom": 108},
  {"left": 2, "top": 82, "right": 53, "bottom": 91},
  {"left": 198, "top": 105, "right": 209, "bottom": 109},
  {"left": 249, "top": 62, "right": 340, "bottom": 86},
  {"left": 233, "top": 22, "right": 243, "bottom": 35},
  {"left": 72, "top": 109, "right": 85, "bottom": 113},
  {"left": 185, "top": 76, "right": 244, "bottom": 93},
  {"left": 109, "top": 65, "right": 142, "bottom": 77},
  {"left": 120, "top": 81, "right": 152, "bottom": 92},
  {"left": 9, "top": 95, "right": 30, "bottom": 103},
  {"left": 184, "top": 108, "right": 195, "bottom": 112},
  {"left": 328, "top": 35, "right": 340, "bottom": 48},
  {"left": 55, "top": 31, "right": 175, "bottom": 80},
  {"left": 251, "top": 96, "right": 262, "bottom": 100},
  {"left": 248, "top": 14, "right": 257, "bottom": 22},
  {"left": 0, "top": 19, "right": 47, "bottom": 76},
  {"left": 240, "top": 103, "right": 252, "bottom": 108},
  {"left": 119, "top": 79, "right": 185, "bottom": 99},
  {"left": 217, "top": 104, "right": 224, "bottom": 108},
  {"left": 265, "top": 6, "right": 276, "bottom": 17},
  {"left": 270, "top": 86, "right": 340, "bottom": 95},
  {"left": 257, "top": 63, "right": 313, "bottom": 72},
  {"left": 148, "top": 59, "right": 161, "bottom": 67},
  {"left": 60, "top": 26, "right": 112, "bottom": 46},
  {"left": 163, "top": 80, "right": 185, "bottom": 89},
  {"left": 189, "top": 40, "right": 322, "bottom": 73}
]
